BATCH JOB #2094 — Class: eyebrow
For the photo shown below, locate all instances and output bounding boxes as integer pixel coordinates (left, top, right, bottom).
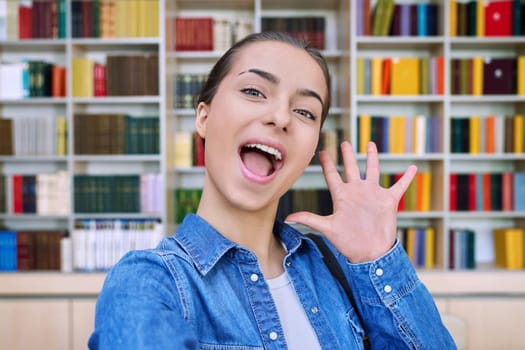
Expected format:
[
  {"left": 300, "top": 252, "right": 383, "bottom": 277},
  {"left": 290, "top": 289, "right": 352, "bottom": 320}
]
[{"left": 238, "top": 68, "right": 325, "bottom": 109}]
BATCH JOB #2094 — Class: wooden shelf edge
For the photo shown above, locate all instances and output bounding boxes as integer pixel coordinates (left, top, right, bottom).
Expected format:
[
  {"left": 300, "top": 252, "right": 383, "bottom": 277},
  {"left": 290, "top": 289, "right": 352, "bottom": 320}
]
[
  {"left": 1, "top": 270, "right": 525, "bottom": 297},
  {"left": 0, "top": 273, "right": 107, "bottom": 297},
  {"left": 419, "top": 270, "right": 525, "bottom": 296}
]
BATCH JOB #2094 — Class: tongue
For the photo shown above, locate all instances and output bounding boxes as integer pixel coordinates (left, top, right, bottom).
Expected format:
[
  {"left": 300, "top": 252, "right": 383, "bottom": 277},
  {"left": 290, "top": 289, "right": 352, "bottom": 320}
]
[{"left": 243, "top": 151, "right": 272, "bottom": 176}]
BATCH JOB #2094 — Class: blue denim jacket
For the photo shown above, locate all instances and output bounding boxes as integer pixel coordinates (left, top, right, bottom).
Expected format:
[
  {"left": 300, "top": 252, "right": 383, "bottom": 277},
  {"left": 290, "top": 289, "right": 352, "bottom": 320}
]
[{"left": 89, "top": 214, "right": 456, "bottom": 349}]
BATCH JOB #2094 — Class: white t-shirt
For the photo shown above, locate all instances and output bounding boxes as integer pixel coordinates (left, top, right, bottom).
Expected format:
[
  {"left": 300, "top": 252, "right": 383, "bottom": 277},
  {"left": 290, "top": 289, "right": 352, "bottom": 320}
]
[{"left": 267, "top": 271, "right": 322, "bottom": 350}]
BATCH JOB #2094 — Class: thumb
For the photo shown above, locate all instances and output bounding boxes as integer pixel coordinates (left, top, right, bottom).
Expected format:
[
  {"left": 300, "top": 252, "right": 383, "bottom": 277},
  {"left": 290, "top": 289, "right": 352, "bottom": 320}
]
[{"left": 285, "top": 211, "right": 330, "bottom": 235}]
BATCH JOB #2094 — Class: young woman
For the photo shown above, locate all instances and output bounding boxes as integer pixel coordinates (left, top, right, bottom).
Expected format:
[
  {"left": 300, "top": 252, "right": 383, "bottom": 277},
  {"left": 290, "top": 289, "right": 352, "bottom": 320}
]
[{"left": 89, "top": 32, "right": 456, "bottom": 349}]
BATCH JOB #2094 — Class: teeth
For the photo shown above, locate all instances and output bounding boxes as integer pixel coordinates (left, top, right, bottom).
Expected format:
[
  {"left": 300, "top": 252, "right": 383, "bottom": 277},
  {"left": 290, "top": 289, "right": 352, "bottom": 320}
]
[{"left": 245, "top": 143, "right": 282, "bottom": 161}]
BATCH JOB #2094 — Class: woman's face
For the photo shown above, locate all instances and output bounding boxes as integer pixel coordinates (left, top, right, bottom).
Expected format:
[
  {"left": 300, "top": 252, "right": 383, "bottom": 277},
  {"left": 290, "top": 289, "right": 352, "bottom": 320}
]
[{"left": 196, "top": 41, "right": 328, "bottom": 213}]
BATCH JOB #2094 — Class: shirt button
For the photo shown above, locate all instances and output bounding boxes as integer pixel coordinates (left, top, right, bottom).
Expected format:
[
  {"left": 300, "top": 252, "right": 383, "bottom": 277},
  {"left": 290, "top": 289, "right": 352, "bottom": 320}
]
[
  {"left": 384, "top": 285, "right": 392, "bottom": 293},
  {"left": 250, "top": 274, "right": 259, "bottom": 282},
  {"left": 311, "top": 306, "right": 319, "bottom": 314},
  {"left": 286, "top": 261, "right": 292, "bottom": 267},
  {"left": 375, "top": 268, "right": 384, "bottom": 276},
  {"left": 269, "top": 331, "right": 278, "bottom": 340}
]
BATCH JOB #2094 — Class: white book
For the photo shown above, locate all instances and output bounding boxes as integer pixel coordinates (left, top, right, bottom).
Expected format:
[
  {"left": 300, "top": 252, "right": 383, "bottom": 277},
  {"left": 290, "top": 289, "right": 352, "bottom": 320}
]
[
  {"left": 0, "top": 0, "right": 6, "bottom": 40},
  {"left": 414, "top": 115, "right": 426, "bottom": 155},
  {"left": 0, "top": 62, "right": 26, "bottom": 99}
]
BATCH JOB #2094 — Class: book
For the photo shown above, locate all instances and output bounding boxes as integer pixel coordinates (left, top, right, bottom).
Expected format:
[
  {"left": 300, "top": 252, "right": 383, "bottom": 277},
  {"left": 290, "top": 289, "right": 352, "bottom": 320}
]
[
  {"left": 485, "top": 0, "right": 513, "bottom": 36},
  {"left": 483, "top": 58, "right": 516, "bottom": 95},
  {"left": 390, "top": 57, "right": 420, "bottom": 95}
]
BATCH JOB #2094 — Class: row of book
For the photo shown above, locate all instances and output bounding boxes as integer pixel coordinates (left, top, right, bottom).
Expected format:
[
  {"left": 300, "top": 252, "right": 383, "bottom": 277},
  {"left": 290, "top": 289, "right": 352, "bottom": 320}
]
[
  {"left": 0, "top": 0, "right": 66, "bottom": 40},
  {"left": 358, "top": 0, "right": 439, "bottom": 37},
  {"left": 72, "top": 54, "right": 158, "bottom": 97},
  {"left": 173, "top": 73, "right": 207, "bottom": 109},
  {"left": 380, "top": 172, "right": 432, "bottom": 212},
  {"left": 261, "top": 17, "right": 326, "bottom": 50},
  {"left": 72, "top": 219, "right": 164, "bottom": 272},
  {"left": 451, "top": 115, "right": 525, "bottom": 154},
  {"left": 0, "top": 116, "right": 67, "bottom": 156},
  {"left": 493, "top": 227, "right": 525, "bottom": 269},
  {"left": 451, "top": 56, "right": 525, "bottom": 95},
  {"left": 0, "top": 230, "right": 65, "bottom": 271},
  {"left": 74, "top": 174, "right": 162, "bottom": 214},
  {"left": 0, "top": 60, "right": 66, "bottom": 99},
  {"left": 448, "top": 228, "right": 476, "bottom": 270},
  {"left": 450, "top": 172, "right": 525, "bottom": 212},
  {"left": 74, "top": 114, "right": 159, "bottom": 155},
  {"left": 357, "top": 115, "right": 441, "bottom": 154},
  {"left": 398, "top": 226, "right": 437, "bottom": 269},
  {"left": 71, "top": 0, "right": 159, "bottom": 38},
  {"left": 450, "top": 0, "right": 525, "bottom": 37},
  {"left": 356, "top": 56, "right": 444, "bottom": 96},
  {"left": 9, "top": 172, "right": 70, "bottom": 215},
  {"left": 173, "top": 17, "right": 252, "bottom": 52},
  {"left": 172, "top": 131, "right": 205, "bottom": 168}
]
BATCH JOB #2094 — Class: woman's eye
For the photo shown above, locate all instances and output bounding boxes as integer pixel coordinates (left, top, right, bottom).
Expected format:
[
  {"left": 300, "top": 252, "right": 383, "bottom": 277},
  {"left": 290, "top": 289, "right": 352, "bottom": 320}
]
[
  {"left": 294, "top": 109, "right": 317, "bottom": 121},
  {"left": 241, "top": 88, "right": 264, "bottom": 97}
]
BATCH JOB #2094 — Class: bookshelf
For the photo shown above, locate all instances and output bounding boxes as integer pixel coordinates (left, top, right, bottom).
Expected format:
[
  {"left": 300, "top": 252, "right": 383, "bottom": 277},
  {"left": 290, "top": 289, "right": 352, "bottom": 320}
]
[{"left": 0, "top": 0, "right": 525, "bottom": 349}]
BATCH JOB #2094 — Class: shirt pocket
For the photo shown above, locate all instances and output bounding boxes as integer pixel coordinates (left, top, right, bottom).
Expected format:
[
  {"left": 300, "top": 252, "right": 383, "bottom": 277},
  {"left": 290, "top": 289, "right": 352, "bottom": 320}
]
[
  {"left": 345, "top": 307, "right": 367, "bottom": 350},
  {"left": 199, "top": 344, "right": 263, "bottom": 350}
]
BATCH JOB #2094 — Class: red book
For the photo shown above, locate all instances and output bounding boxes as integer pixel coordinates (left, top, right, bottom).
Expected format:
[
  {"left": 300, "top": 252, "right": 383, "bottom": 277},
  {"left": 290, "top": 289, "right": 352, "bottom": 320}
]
[
  {"left": 468, "top": 173, "right": 477, "bottom": 211},
  {"left": 396, "top": 173, "right": 406, "bottom": 211},
  {"left": 19, "top": 5, "right": 33, "bottom": 39},
  {"left": 12, "top": 175, "right": 23, "bottom": 214},
  {"left": 501, "top": 172, "right": 514, "bottom": 211},
  {"left": 482, "top": 173, "right": 492, "bottom": 211},
  {"left": 381, "top": 58, "right": 392, "bottom": 95},
  {"left": 94, "top": 63, "right": 107, "bottom": 97},
  {"left": 485, "top": 0, "right": 513, "bottom": 36},
  {"left": 52, "top": 65, "right": 66, "bottom": 97},
  {"left": 449, "top": 173, "right": 457, "bottom": 211},
  {"left": 82, "top": 0, "right": 93, "bottom": 38},
  {"left": 436, "top": 56, "right": 444, "bottom": 95}
]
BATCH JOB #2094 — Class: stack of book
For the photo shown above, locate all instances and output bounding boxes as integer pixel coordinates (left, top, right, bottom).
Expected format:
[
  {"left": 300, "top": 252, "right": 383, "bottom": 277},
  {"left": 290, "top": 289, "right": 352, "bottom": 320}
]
[
  {"left": 493, "top": 227, "right": 524, "bottom": 269},
  {"left": 174, "top": 189, "right": 202, "bottom": 224},
  {"left": 11, "top": 172, "right": 70, "bottom": 215},
  {"left": 0, "top": 61, "right": 66, "bottom": 99},
  {"left": 261, "top": 16, "right": 326, "bottom": 50},
  {"left": 397, "top": 226, "right": 437, "bottom": 269},
  {"left": 448, "top": 228, "right": 476, "bottom": 270}
]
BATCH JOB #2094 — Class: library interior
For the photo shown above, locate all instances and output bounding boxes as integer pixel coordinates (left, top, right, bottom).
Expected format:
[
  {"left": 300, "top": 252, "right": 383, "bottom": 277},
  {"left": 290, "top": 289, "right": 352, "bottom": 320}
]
[{"left": 0, "top": 0, "right": 524, "bottom": 349}]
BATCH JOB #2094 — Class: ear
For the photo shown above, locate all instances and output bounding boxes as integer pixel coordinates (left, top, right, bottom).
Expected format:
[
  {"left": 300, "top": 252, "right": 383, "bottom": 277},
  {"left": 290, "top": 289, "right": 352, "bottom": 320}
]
[{"left": 195, "top": 102, "right": 209, "bottom": 138}]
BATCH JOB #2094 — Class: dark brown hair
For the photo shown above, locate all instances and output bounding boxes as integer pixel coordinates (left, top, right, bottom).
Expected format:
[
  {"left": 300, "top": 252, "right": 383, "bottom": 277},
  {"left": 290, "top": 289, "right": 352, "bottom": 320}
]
[{"left": 195, "top": 31, "right": 332, "bottom": 126}]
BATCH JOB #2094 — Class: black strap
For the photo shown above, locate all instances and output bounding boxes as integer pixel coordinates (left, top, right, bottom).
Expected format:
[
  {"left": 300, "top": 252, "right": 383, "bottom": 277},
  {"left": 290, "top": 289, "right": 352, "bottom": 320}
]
[{"left": 306, "top": 233, "right": 371, "bottom": 350}]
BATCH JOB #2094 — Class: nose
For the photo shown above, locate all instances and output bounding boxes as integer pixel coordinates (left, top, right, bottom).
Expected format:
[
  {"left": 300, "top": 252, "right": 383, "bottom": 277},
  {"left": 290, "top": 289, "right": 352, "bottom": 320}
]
[{"left": 264, "top": 99, "right": 291, "bottom": 132}]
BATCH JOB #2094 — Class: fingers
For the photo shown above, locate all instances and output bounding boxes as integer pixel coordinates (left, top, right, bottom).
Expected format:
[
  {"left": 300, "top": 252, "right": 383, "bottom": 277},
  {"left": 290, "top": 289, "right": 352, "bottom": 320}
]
[
  {"left": 390, "top": 164, "right": 418, "bottom": 200},
  {"left": 365, "top": 141, "right": 380, "bottom": 183},
  {"left": 285, "top": 211, "right": 330, "bottom": 235},
  {"left": 341, "top": 141, "right": 361, "bottom": 181},
  {"left": 318, "top": 150, "right": 342, "bottom": 191}
]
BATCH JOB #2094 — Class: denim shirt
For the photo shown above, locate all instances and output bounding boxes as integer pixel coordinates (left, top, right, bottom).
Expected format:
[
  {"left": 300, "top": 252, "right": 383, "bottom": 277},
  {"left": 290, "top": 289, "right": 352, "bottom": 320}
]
[{"left": 88, "top": 214, "right": 456, "bottom": 349}]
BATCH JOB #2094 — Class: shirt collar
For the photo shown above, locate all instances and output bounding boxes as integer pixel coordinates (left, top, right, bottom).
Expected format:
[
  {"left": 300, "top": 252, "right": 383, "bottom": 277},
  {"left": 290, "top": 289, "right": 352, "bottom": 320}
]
[{"left": 174, "top": 214, "right": 316, "bottom": 276}]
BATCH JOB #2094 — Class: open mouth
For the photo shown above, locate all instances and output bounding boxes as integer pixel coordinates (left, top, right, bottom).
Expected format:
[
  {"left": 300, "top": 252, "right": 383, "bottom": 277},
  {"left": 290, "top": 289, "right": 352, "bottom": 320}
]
[{"left": 240, "top": 143, "right": 284, "bottom": 177}]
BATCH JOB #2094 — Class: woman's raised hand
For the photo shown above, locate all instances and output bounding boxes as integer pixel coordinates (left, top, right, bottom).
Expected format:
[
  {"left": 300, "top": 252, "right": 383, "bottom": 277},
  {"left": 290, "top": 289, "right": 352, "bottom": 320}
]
[{"left": 286, "top": 141, "right": 417, "bottom": 262}]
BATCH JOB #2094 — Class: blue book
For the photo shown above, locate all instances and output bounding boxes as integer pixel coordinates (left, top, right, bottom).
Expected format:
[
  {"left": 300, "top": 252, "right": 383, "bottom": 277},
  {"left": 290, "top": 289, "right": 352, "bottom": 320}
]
[
  {"left": 514, "top": 172, "right": 525, "bottom": 211},
  {"left": 417, "top": 4, "right": 427, "bottom": 36},
  {"left": 0, "top": 231, "right": 17, "bottom": 271}
]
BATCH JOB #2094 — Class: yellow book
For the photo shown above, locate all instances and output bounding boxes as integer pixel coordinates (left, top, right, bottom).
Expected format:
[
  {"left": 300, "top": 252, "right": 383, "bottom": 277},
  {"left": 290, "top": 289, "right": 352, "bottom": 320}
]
[
  {"left": 390, "top": 57, "right": 420, "bottom": 95},
  {"left": 72, "top": 58, "right": 94, "bottom": 97},
  {"left": 145, "top": 0, "right": 159, "bottom": 37},
  {"left": 405, "top": 227, "right": 416, "bottom": 264},
  {"left": 419, "top": 171, "right": 431, "bottom": 212},
  {"left": 371, "top": 57, "right": 383, "bottom": 96},
  {"left": 472, "top": 56, "right": 483, "bottom": 96},
  {"left": 449, "top": 0, "right": 457, "bottom": 37},
  {"left": 115, "top": 0, "right": 127, "bottom": 38},
  {"left": 174, "top": 131, "right": 193, "bottom": 167},
  {"left": 425, "top": 227, "right": 435, "bottom": 269},
  {"left": 469, "top": 116, "right": 481, "bottom": 154},
  {"left": 356, "top": 57, "right": 365, "bottom": 95},
  {"left": 404, "top": 177, "right": 416, "bottom": 211},
  {"left": 136, "top": 0, "right": 146, "bottom": 37},
  {"left": 359, "top": 114, "right": 372, "bottom": 154},
  {"left": 514, "top": 114, "right": 524, "bottom": 153},
  {"left": 388, "top": 115, "right": 405, "bottom": 154},
  {"left": 493, "top": 228, "right": 524, "bottom": 269},
  {"left": 127, "top": 0, "right": 139, "bottom": 37},
  {"left": 518, "top": 56, "right": 525, "bottom": 96},
  {"left": 55, "top": 115, "right": 67, "bottom": 156},
  {"left": 476, "top": 0, "right": 485, "bottom": 37}
]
